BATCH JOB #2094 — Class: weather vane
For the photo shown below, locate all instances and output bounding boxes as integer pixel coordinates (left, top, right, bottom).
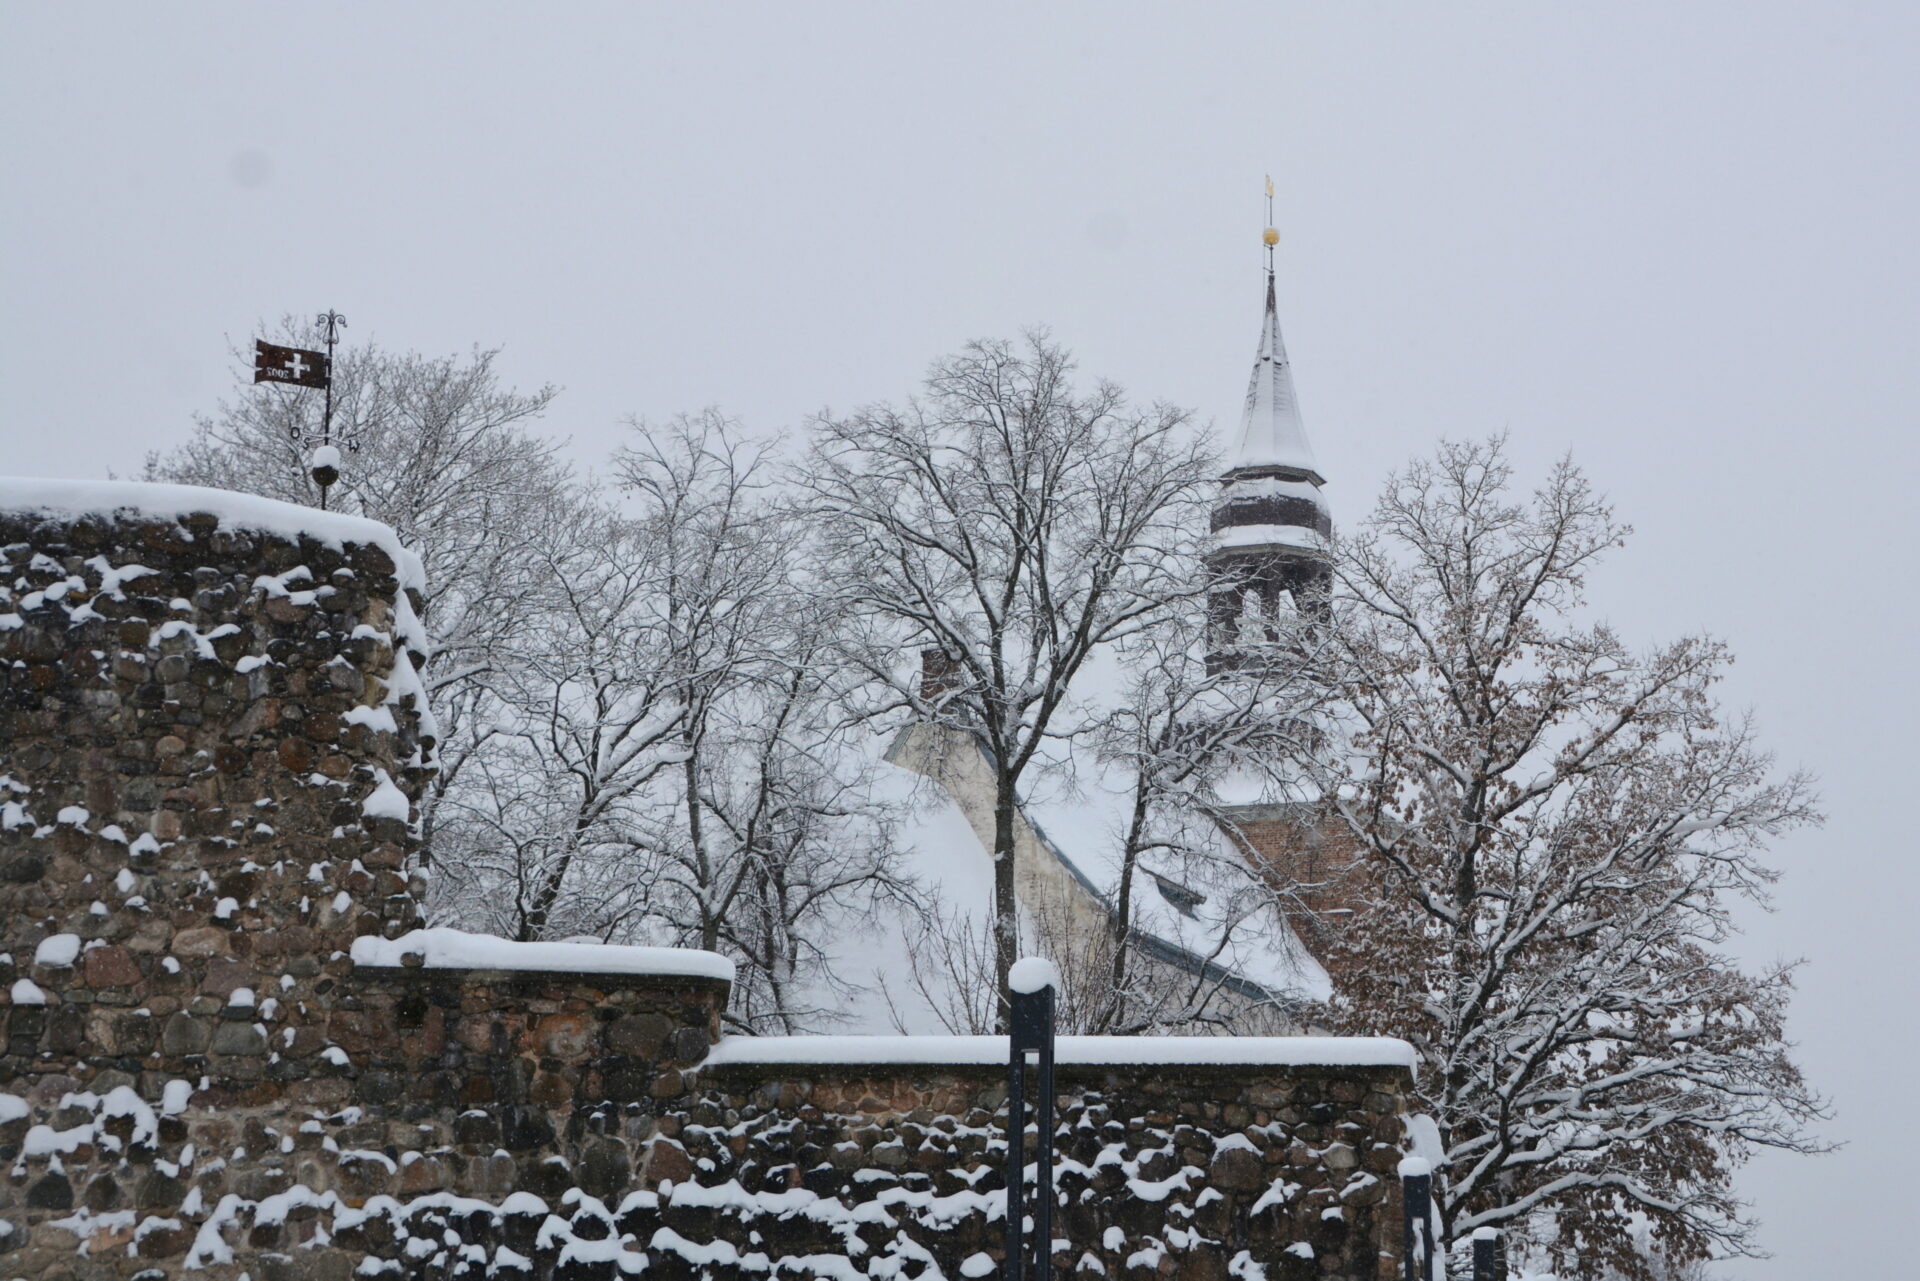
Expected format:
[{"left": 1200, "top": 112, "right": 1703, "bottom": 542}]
[
  {"left": 251, "top": 309, "right": 358, "bottom": 510},
  {"left": 1263, "top": 175, "right": 1279, "bottom": 273}
]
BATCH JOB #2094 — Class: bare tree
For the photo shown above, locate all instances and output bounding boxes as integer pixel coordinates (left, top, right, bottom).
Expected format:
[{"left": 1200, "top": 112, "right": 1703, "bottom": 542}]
[
  {"left": 612, "top": 416, "right": 908, "bottom": 1031},
  {"left": 1311, "top": 437, "right": 1827, "bottom": 1277},
  {"left": 889, "top": 905, "right": 1002, "bottom": 1036},
  {"left": 802, "top": 333, "right": 1215, "bottom": 1007},
  {"left": 424, "top": 716, "right": 668, "bottom": 945},
  {"left": 453, "top": 499, "right": 691, "bottom": 941},
  {"left": 698, "top": 640, "right": 911, "bottom": 1033},
  {"left": 155, "top": 333, "right": 907, "bottom": 1022}
]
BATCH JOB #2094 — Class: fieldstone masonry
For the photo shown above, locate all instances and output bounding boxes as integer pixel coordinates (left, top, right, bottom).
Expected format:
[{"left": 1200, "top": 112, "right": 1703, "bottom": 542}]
[{"left": 0, "top": 486, "right": 1412, "bottom": 1280}]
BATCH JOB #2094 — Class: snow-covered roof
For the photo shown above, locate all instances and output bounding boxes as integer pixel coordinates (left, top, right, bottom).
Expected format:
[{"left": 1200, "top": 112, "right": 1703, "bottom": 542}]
[
  {"left": 351, "top": 927, "right": 737, "bottom": 982},
  {"left": 1229, "top": 273, "right": 1324, "bottom": 485},
  {"left": 1021, "top": 743, "right": 1329, "bottom": 1004},
  {"left": 800, "top": 722, "right": 1329, "bottom": 1034},
  {"left": 702, "top": 1033, "right": 1415, "bottom": 1071},
  {"left": 781, "top": 752, "right": 999, "bottom": 1033},
  {"left": 1212, "top": 523, "right": 1328, "bottom": 554},
  {"left": 1217, "top": 474, "right": 1327, "bottom": 508},
  {"left": 0, "top": 475, "right": 425, "bottom": 593}
]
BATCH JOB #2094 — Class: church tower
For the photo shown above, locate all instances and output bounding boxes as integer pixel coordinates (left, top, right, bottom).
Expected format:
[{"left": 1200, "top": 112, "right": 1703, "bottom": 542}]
[{"left": 1208, "top": 206, "right": 1332, "bottom": 668}]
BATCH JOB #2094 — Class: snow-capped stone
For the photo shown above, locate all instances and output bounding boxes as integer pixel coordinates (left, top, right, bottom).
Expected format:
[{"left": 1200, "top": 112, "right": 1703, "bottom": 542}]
[
  {"left": 0, "top": 475, "right": 423, "bottom": 593},
  {"left": 360, "top": 769, "right": 410, "bottom": 821},
  {"left": 34, "top": 934, "right": 81, "bottom": 968}
]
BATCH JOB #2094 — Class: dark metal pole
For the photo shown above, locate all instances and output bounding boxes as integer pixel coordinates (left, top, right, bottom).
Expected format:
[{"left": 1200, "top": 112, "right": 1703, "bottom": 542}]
[
  {"left": 1400, "top": 1159, "right": 1432, "bottom": 1281},
  {"left": 1006, "top": 968, "right": 1057, "bottom": 1281},
  {"left": 1005, "top": 1026, "right": 1027, "bottom": 1281},
  {"left": 1471, "top": 1228, "right": 1503, "bottom": 1281},
  {"left": 317, "top": 309, "right": 344, "bottom": 446},
  {"left": 1031, "top": 985, "right": 1055, "bottom": 1275},
  {"left": 315, "top": 310, "right": 346, "bottom": 511}
]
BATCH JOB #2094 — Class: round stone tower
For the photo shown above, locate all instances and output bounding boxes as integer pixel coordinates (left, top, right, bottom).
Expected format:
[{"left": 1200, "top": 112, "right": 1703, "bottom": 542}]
[
  {"left": 0, "top": 479, "right": 735, "bottom": 1278},
  {"left": 0, "top": 480, "right": 434, "bottom": 1270}
]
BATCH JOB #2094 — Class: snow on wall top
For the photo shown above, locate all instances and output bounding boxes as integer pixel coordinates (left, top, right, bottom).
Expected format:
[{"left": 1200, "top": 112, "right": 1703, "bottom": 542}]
[
  {"left": 0, "top": 476, "right": 425, "bottom": 593},
  {"left": 350, "top": 926, "right": 737, "bottom": 982},
  {"left": 702, "top": 1033, "right": 1416, "bottom": 1071}
]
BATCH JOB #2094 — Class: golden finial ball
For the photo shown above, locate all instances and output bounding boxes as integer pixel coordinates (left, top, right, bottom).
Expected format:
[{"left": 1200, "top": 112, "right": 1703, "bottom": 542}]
[{"left": 1263, "top": 227, "right": 1280, "bottom": 247}]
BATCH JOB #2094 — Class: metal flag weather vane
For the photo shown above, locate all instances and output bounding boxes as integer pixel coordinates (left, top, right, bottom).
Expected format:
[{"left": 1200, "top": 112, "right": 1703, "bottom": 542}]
[{"left": 252, "top": 310, "right": 355, "bottom": 510}]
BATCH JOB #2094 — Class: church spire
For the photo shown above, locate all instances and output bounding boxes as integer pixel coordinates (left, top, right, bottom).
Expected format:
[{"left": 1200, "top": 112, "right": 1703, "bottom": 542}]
[
  {"left": 1206, "top": 187, "right": 1333, "bottom": 667},
  {"left": 1229, "top": 204, "right": 1323, "bottom": 484}
]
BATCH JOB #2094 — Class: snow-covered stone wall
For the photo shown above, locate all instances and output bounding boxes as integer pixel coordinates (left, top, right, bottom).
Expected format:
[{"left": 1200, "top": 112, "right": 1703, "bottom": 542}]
[
  {"left": 0, "top": 485, "right": 1412, "bottom": 1280},
  {"left": 667, "top": 1046, "right": 1412, "bottom": 1281},
  {"left": 0, "top": 486, "right": 435, "bottom": 1276}
]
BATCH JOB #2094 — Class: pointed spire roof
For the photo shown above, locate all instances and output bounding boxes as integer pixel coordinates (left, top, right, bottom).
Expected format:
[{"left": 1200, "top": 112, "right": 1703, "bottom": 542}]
[{"left": 1230, "top": 271, "right": 1324, "bottom": 486}]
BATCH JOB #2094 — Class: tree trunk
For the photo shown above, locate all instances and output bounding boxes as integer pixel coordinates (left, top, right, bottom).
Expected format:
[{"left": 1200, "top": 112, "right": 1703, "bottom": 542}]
[
  {"left": 992, "top": 774, "right": 1020, "bottom": 1028},
  {"left": 687, "top": 749, "right": 720, "bottom": 954},
  {"left": 522, "top": 837, "right": 576, "bottom": 941},
  {"left": 523, "top": 777, "right": 600, "bottom": 940},
  {"left": 1103, "top": 777, "right": 1153, "bottom": 1032}
]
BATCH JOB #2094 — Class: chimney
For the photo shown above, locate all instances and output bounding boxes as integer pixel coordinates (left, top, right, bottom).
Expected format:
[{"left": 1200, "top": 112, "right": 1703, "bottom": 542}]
[{"left": 920, "top": 648, "right": 964, "bottom": 703}]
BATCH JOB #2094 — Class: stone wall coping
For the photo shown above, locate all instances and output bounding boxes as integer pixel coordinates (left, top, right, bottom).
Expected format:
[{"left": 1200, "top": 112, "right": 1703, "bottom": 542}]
[
  {"left": 349, "top": 967, "right": 736, "bottom": 998},
  {"left": 696, "top": 1059, "right": 1414, "bottom": 1090},
  {"left": 700, "top": 1033, "right": 1417, "bottom": 1074},
  {"left": 350, "top": 926, "right": 737, "bottom": 982},
  {"left": 0, "top": 474, "right": 423, "bottom": 590}
]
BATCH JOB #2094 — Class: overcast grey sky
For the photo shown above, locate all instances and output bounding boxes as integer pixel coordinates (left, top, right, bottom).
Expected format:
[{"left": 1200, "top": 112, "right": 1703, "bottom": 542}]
[{"left": 4, "top": 3, "right": 1916, "bottom": 1273}]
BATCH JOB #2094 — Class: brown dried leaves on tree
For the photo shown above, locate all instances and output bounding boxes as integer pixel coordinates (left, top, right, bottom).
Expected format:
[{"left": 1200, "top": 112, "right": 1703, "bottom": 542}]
[{"left": 1306, "top": 437, "right": 1827, "bottom": 1278}]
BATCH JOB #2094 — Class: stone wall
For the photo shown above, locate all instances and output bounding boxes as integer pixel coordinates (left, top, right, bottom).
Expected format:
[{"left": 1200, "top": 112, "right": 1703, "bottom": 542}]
[
  {"left": 0, "top": 491, "right": 435, "bottom": 1277},
  {"left": 4, "top": 1032, "right": 1410, "bottom": 1281},
  {"left": 668, "top": 1053, "right": 1410, "bottom": 1281},
  {"left": 0, "top": 960, "right": 729, "bottom": 1279},
  {"left": 0, "top": 487, "right": 1412, "bottom": 1281}
]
